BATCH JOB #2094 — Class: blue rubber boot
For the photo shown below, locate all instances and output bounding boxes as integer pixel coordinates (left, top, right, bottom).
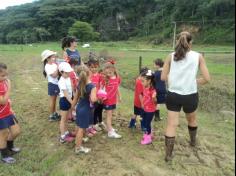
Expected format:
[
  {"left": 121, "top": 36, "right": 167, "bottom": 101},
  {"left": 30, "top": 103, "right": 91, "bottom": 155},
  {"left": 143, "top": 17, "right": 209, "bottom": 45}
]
[{"left": 128, "top": 118, "right": 136, "bottom": 128}]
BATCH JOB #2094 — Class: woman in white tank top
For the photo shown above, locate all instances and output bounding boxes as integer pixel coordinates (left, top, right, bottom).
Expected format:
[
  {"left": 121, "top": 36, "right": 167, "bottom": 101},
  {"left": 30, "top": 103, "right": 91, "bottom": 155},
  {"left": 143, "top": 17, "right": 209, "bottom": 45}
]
[{"left": 161, "top": 31, "right": 210, "bottom": 162}]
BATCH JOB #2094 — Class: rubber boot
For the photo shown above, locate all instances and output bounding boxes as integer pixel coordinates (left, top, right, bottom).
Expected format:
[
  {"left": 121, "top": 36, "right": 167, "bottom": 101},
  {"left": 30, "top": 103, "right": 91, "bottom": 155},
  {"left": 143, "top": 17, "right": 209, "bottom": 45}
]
[
  {"left": 154, "top": 110, "right": 161, "bottom": 121},
  {"left": 188, "top": 126, "right": 197, "bottom": 147},
  {"left": 165, "top": 136, "right": 175, "bottom": 162},
  {"left": 128, "top": 118, "right": 136, "bottom": 128}
]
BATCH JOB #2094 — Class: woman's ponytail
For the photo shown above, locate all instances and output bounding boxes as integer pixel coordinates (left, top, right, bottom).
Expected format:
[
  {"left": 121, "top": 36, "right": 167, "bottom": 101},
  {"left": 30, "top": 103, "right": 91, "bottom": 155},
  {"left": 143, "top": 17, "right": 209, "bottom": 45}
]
[
  {"left": 174, "top": 31, "right": 192, "bottom": 61},
  {"left": 61, "top": 37, "right": 70, "bottom": 50}
]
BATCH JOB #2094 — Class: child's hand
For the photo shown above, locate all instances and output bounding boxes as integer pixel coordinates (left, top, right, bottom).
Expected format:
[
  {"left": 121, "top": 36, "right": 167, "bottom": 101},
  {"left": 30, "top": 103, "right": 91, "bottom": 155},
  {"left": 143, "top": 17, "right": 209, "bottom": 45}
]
[
  {"left": 141, "top": 103, "right": 144, "bottom": 109},
  {"left": 152, "top": 92, "right": 157, "bottom": 102}
]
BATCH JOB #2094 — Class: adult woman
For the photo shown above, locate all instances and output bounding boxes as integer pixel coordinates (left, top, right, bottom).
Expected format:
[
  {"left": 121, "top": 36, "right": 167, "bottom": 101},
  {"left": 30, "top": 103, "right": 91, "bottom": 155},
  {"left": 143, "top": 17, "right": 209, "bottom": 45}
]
[
  {"left": 61, "top": 36, "right": 82, "bottom": 65},
  {"left": 161, "top": 31, "right": 210, "bottom": 162}
]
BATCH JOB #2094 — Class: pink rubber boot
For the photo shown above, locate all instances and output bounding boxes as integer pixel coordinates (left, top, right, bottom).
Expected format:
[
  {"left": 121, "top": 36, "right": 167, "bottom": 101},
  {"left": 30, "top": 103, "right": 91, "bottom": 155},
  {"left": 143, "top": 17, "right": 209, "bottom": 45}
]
[{"left": 141, "top": 134, "right": 152, "bottom": 145}]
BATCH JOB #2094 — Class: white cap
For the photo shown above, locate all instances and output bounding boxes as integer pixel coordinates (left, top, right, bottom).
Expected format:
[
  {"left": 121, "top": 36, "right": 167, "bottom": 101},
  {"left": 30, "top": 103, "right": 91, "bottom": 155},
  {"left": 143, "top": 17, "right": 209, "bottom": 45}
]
[
  {"left": 41, "top": 50, "right": 57, "bottom": 62},
  {"left": 58, "top": 62, "right": 73, "bottom": 72}
]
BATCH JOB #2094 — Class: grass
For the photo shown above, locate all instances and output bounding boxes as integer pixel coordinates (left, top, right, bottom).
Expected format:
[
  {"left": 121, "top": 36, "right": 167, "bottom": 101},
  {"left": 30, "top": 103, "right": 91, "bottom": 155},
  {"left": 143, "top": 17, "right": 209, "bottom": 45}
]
[{"left": 0, "top": 42, "right": 235, "bottom": 176}]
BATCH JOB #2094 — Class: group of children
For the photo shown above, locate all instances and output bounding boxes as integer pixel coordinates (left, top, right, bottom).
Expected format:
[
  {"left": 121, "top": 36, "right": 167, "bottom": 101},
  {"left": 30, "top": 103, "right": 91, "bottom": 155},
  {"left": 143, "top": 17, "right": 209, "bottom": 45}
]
[
  {"left": 0, "top": 37, "right": 167, "bottom": 163},
  {"left": 41, "top": 41, "right": 125, "bottom": 154},
  {"left": 41, "top": 44, "right": 167, "bottom": 152}
]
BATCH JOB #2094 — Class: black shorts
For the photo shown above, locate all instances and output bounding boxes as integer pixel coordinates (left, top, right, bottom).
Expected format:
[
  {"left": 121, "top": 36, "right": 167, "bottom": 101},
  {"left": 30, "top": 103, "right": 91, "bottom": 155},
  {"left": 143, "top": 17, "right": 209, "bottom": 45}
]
[
  {"left": 103, "top": 104, "right": 116, "bottom": 110},
  {"left": 134, "top": 106, "right": 144, "bottom": 116},
  {"left": 166, "top": 91, "right": 198, "bottom": 113},
  {"left": 59, "top": 97, "right": 71, "bottom": 111}
]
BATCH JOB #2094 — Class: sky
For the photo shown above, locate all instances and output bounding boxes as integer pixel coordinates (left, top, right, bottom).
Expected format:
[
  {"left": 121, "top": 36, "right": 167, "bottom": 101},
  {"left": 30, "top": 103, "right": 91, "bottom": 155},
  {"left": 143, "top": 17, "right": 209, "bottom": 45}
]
[{"left": 0, "top": 0, "right": 36, "bottom": 10}]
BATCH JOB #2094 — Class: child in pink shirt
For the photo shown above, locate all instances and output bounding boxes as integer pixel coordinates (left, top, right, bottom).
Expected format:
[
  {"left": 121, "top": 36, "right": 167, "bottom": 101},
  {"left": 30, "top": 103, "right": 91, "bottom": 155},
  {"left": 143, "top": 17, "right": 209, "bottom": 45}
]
[
  {"left": 87, "top": 59, "right": 105, "bottom": 132},
  {"left": 140, "top": 70, "right": 157, "bottom": 145},
  {"left": 101, "top": 62, "right": 122, "bottom": 139}
]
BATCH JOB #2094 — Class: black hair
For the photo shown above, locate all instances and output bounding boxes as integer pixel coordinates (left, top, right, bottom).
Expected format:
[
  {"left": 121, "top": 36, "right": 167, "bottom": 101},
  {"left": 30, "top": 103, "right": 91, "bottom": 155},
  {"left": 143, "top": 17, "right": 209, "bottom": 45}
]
[
  {"left": 154, "top": 58, "right": 164, "bottom": 67},
  {"left": 43, "top": 60, "right": 47, "bottom": 78},
  {"left": 61, "top": 36, "right": 78, "bottom": 50},
  {"left": 69, "top": 58, "right": 79, "bottom": 66},
  {"left": 140, "top": 70, "right": 155, "bottom": 88},
  {"left": 0, "top": 63, "right": 7, "bottom": 72},
  {"left": 87, "top": 59, "right": 99, "bottom": 67},
  {"left": 140, "top": 67, "right": 149, "bottom": 75}
]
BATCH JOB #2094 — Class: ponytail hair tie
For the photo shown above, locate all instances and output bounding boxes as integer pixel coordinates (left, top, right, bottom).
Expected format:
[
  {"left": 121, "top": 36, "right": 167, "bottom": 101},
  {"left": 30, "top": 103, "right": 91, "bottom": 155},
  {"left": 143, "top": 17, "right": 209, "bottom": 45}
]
[{"left": 146, "top": 70, "right": 153, "bottom": 76}]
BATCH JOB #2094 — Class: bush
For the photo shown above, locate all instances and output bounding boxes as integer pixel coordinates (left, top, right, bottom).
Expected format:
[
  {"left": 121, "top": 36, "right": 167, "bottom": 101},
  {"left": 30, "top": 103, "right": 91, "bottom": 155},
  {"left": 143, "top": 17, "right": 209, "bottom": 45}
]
[{"left": 69, "top": 21, "right": 100, "bottom": 42}]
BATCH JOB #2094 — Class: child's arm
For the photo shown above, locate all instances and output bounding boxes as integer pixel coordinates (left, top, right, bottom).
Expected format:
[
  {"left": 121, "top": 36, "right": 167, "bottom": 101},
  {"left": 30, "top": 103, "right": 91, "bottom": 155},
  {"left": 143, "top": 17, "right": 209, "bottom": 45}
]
[
  {"left": 152, "top": 91, "right": 157, "bottom": 104},
  {"left": 63, "top": 90, "right": 73, "bottom": 104},
  {"left": 161, "top": 54, "right": 171, "bottom": 81},
  {"left": 71, "top": 90, "right": 79, "bottom": 108},
  {"left": 117, "top": 87, "right": 122, "bottom": 102},
  {"left": 139, "top": 94, "right": 144, "bottom": 109},
  {"left": 90, "top": 87, "right": 97, "bottom": 103},
  {"left": 0, "top": 80, "right": 11, "bottom": 105},
  {"left": 197, "top": 54, "right": 210, "bottom": 85}
]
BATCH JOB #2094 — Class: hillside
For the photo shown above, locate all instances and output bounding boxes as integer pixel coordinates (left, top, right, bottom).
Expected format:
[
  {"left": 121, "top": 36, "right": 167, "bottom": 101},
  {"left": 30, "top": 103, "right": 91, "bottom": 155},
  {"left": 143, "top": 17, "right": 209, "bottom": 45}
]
[{"left": 0, "top": 0, "right": 235, "bottom": 44}]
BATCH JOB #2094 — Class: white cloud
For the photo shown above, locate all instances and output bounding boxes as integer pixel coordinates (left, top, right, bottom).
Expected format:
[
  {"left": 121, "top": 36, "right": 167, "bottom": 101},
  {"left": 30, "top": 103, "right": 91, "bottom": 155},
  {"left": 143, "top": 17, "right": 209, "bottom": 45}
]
[{"left": 0, "top": 0, "right": 35, "bottom": 10}]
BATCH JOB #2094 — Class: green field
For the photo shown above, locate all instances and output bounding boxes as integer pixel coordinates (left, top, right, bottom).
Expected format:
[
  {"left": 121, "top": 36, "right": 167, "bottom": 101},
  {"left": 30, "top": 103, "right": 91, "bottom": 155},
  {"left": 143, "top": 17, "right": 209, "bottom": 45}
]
[{"left": 0, "top": 42, "right": 235, "bottom": 176}]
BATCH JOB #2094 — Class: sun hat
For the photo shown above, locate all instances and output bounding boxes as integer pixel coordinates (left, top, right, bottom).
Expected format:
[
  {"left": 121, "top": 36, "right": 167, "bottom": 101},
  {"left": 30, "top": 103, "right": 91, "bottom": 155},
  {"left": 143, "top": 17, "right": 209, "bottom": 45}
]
[
  {"left": 58, "top": 62, "right": 73, "bottom": 72},
  {"left": 41, "top": 50, "right": 57, "bottom": 62}
]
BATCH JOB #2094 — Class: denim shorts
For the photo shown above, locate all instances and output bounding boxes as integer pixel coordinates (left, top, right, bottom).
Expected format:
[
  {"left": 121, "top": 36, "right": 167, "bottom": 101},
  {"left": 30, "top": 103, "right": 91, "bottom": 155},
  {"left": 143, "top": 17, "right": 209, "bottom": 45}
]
[
  {"left": 48, "top": 83, "right": 59, "bottom": 96},
  {"left": 0, "top": 114, "right": 18, "bottom": 130}
]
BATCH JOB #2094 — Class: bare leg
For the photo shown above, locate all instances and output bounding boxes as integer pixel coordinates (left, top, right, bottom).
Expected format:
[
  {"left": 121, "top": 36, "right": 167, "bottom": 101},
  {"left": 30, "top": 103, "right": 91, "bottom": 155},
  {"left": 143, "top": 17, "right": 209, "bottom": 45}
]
[
  {"left": 75, "top": 127, "right": 84, "bottom": 148},
  {"left": 8, "top": 121, "right": 21, "bottom": 141},
  {"left": 49, "top": 96, "right": 57, "bottom": 114},
  {"left": 165, "top": 111, "right": 180, "bottom": 137},
  {"left": 60, "top": 110, "right": 69, "bottom": 135},
  {"left": 186, "top": 111, "right": 197, "bottom": 127},
  {"left": 0, "top": 129, "right": 9, "bottom": 149},
  {"left": 106, "top": 110, "right": 113, "bottom": 132}
]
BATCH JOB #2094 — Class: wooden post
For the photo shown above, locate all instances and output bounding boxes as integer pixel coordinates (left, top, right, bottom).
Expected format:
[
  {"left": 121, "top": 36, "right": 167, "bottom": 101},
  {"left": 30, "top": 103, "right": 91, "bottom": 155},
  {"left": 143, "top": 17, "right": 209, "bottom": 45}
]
[
  {"left": 139, "top": 56, "right": 142, "bottom": 73},
  {"left": 172, "top": 21, "right": 177, "bottom": 49}
]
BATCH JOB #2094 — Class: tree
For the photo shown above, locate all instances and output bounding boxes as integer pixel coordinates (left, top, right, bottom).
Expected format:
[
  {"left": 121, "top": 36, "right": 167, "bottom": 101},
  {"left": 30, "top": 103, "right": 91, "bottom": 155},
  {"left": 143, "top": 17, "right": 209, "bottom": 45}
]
[
  {"left": 68, "top": 21, "right": 100, "bottom": 41},
  {"left": 33, "top": 27, "right": 51, "bottom": 42}
]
